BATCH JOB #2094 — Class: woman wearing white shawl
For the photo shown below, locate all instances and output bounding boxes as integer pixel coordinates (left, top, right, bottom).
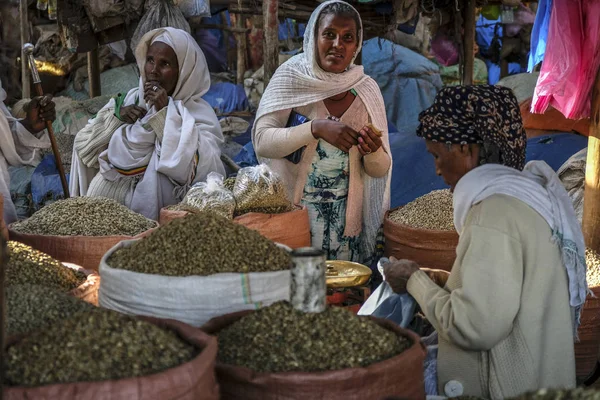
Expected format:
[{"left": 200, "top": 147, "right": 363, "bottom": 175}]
[
  {"left": 383, "top": 86, "right": 582, "bottom": 397},
  {"left": 70, "top": 28, "right": 224, "bottom": 220},
  {"left": 0, "top": 79, "right": 54, "bottom": 224},
  {"left": 253, "top": 0, "right": 391, "bottom": 264}
]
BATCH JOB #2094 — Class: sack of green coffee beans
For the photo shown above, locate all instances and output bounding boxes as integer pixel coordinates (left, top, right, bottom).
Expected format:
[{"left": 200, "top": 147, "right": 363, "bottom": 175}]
[
  {"left": 201, "top": 303, "right": 427, "bottom": 400},
  {"left": 6, "top": 241, "right": 98, "bottom": 304},
  {"left": 4, "top": 308, "right": 219, "bottom": 399},
  {"left": 9, "top": 197, "right": 158, "bottom": 270},
  {"left": 98, "top": 212, "right": 292, "bottom": 327}
]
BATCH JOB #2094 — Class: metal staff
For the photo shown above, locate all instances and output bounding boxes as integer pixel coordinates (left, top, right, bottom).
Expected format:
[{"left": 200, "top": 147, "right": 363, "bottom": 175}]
[{"left": 23, "top": 43, "right": 69, "bottom": 198}]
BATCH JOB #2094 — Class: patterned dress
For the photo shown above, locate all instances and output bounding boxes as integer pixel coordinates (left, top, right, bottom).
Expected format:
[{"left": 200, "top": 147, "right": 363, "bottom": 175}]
[{"left": 300, "top": 99, "right": 367, "bottom": 262}]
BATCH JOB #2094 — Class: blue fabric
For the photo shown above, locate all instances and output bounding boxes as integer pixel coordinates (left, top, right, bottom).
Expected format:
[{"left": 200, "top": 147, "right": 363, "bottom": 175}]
[
  {"left": 526, "top": 133, "right": 589, "bottom": 171},
  {"left": 476, "top": 14, "right": 501, "bottom": 56},
  {"left": 485, "top": 59, "right": 526, "bottom": 85},
  {"left": 31, "top": 155, "right": 69, "bottom": 209},
  {"left": 423, "top": 332, "right": 439, "bottom": 396},
  {"left": 203, "top": 83, "right": 249, "bottom": 114},
  {"left": 528, "top": 0, "right": 552, "bottom": 72},
  {"left": 195, "top": 28, "right": 228, "bottom": 73},
  {"left": 389, "top": 127, "right": 449, "bottom": 208},
  {"left": 362, "top": 38, "right": 442, "bottom": 136},
  {"left": 234, "top": 141, "right": 259, "bottom": 168}
]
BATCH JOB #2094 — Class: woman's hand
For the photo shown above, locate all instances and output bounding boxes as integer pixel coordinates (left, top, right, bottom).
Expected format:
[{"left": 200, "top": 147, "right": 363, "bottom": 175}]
[
  {"left": 21, "top": 95, "right": 55, "bottom": 134},
  {"left": 311, "top": 119, "right": 359, "bottom": 153},
  {"left": 144, "top": 81, "right": 169, "bottom": 111},
  {"left": 357, "top": 125, "right": 383, "bottom": 156},
  {"left": 119, "top": 105, "right": 147, "bottom": 124},
  {"left": 383, "top": 257, "right": 420, "bottom": 294}
]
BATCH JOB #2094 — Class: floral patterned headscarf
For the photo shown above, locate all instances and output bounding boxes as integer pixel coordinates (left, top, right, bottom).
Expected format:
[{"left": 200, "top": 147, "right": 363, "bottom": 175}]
[{"left": 417, "top": 85, "right": 527, "bottom": 170}]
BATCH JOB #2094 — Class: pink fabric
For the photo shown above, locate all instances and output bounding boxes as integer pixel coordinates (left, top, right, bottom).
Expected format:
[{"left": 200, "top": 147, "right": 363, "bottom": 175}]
[{"left": 531, "top": 0, "right": 600, "bottom": 119}]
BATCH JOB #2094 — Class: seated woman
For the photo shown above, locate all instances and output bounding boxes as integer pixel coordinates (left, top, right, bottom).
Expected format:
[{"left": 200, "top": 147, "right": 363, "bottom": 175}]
[
  {"left": 0, "top": 79, "right": 55, "bottom": 224},
  {"left": 253, "top": 0, "right": 391, "bottom": 264},
  {"left": 384, "top": 85, "right": 583, "bottom": 398},
  {"left": 70, "top": 27, "right": 224, "bottom": 220}
]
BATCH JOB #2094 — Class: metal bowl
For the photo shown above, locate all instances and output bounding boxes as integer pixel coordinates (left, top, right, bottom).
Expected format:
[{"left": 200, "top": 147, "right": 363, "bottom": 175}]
[{"left": 326, "top": 260, "right": 372, "bottom": 288}]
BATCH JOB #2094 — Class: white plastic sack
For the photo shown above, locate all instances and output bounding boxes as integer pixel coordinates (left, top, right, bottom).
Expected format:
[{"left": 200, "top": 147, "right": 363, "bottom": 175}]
[
  {"left": 174, "top": 0, "right": 210, "bottom": 18},
  {"left": 99, "top": 239, "right": 291, "bottom": 327}
]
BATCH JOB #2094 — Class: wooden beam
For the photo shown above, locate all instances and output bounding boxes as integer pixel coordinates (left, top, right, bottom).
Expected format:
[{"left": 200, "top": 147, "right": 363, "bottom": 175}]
[
  {"left": 461, "top": 0, "right": 476, "bottom": 85},
  {"left": 583, "top": 68, "right": 600, "bottom": 252},
  {"left": 87, "top": 49, "right": 101, "bottom": 98},
  {"left": 20, "top": 0, "right": 30, "bottom": 99},
  {"left": 236, "top": 15, "right": 247, "bottom": 85},
  {"left": 263, "top": 0, "right": 279, "bottom": 86}
]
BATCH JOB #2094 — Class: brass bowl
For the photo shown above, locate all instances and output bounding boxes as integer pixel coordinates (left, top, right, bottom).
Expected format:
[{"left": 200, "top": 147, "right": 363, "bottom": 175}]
[{"left": 326, "top": 260, "right": 372, "bottom": 288}]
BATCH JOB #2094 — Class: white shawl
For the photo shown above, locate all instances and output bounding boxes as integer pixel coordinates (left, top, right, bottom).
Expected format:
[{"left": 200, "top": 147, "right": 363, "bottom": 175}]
[
  {"left": 453, "top": 161, "right": 588, "bottom": 338},
  {"left": 87, "top": 28, "right": 224, "bottom": 220},
  {"left": 252, "top": 0, "right": 391, "bottom": 261}
]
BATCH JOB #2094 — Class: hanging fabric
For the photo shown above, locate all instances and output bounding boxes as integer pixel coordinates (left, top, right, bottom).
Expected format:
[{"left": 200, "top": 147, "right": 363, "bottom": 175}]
[{"left": 531, "top": 0, "right": 600, "bottom": 119}]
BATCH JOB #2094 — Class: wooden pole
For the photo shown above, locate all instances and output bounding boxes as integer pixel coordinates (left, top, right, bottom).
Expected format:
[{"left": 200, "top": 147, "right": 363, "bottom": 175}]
[
  {"left": 582, "top": 69, "right": 600, "bottom": 252},
  {"left": 461, "top": 0, "right": 476, "bottom": 85},
  {"left": 236, "top": 15, "right": 247, "bottom": 85},
  {"left": 87, "top": 49, "right": 101, "bottom": 98},
  {"left": 221, "top": 12, "right": 234, "bottom": 72},
  {"left": 0, "top": 236, "right": 6, "bottom": 400},
  {"left": 263, "top": 0, "right": 278, "bottom": 87},
  {"left": 20, "top": 0, "right": 30, "bottom": 99}
]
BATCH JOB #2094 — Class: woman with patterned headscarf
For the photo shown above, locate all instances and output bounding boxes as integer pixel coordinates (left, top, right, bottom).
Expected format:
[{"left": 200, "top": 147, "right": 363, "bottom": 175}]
[
  {"left": 252, "top": 0, "right": 391, "bottom": 265},
  {"left": 383, "top": 85, "right": 583, "bottom": 397},
  {"left": 70, "top": 28, "right": 224, "bottom": 220}
]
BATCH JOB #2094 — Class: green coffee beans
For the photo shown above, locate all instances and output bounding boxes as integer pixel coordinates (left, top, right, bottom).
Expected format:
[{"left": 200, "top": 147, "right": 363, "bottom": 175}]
[
  {"left": 11, "top": 197, "right": 156, "bottom": 236},
  {"left": 7, "top": 284, "right": 95, "bottom": 336},
  {"left": 5, "top": 308, "right": 197, "bottom": 387},
  {"left": 7, "top": 241, "right": 86, "bottom": 291},
  {"left": 217, "top": 301, "right": 411, "bottom": 373},
  {"left": 389, "top": 189, "right": 455, "bottom": 231},
  {"left": 108, "top": 212, "right": 290, "bottom": 276}
]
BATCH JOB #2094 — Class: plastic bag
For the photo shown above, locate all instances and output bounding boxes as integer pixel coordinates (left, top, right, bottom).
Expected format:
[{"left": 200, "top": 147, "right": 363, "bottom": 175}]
[
  {"left": 130, "top": 0, "right": 191, "bottom": 53},
  {"left": 180, "top": 172, "right": 236, "bottom": 219},
  {"left": 357, "top": 257, "right": 417, "bottom": 328},
  {"left": 174, "top": 0, "right": 210, "bottom": 18},
  {"left": 232, "top": 164, "right": 292, "bottom": 216},
  {"left": 532, "top": 0, "right": 600, "bottom": 119},
  {"left": 430, "top": 31, "right": 459, "bottom": 67}
]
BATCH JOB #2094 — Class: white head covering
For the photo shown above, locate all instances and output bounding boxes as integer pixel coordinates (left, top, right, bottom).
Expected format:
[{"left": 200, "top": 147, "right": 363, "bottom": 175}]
[
  {"left": 134, "top": 27, "right": 213, "bottom": 108},
  {"left": 253, "top": 0, "right": 391, "bottom": 263}
]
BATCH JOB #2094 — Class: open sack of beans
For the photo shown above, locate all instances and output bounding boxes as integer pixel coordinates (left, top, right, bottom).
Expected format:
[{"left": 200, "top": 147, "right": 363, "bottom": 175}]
[
  {"left": 9, "top": 197, "right": 158, "bottom": 270},
  {"left": 4, "top": 307, "right": 219, "bottom": 400},
  {"left": 6, "top": 241, "right": 98, "bottom": 305},
  {"left": 384, "top": 189, "right": 459, "bottom": 271},
  {"left": 98, "top": 212, "right": 292, "bottom": 327},
  {"left": 201, "top": 302, "right": 426, "bottom": 400},
  {"left": 160, "top": 166, "right": 310, "bottom": 249}
]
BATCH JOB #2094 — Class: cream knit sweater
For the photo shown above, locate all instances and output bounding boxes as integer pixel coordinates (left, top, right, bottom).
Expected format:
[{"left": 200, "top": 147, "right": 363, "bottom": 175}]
[{"left": 408, "top": 194, "right": 576, "bottom": 398}]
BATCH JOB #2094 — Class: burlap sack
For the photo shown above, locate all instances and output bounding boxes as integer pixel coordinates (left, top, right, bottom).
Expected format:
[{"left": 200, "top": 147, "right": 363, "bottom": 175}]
[
  {"left": 5, "top": 316, "right": 220, "bottom": 400},
  {"left": 520, "top": 98, "right": 590, "bottom": 136},
  {"left": 159, "top": 207, "right": 311, "bottom": 249},
  {"left": 384, "top": 208, "right": 459, "bottom": 272},
  {"left": 65, "top": 263, "right": 100, "bottom": 306},
  {"left": 8, "top": 225, "right": 157, "bottom": 271},
  {"left": 202, "top": 311, "right": 427, "bottom": 400}
]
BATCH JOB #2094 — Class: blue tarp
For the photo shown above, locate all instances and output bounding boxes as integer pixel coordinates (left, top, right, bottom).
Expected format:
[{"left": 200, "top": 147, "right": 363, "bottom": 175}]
[
  {"left": 31, "top": 155, "right": 69, "bottom": 209},
  {"left": 203, "top": 83, "right": 249, "bottom": 114},
  {"left": 388, "top": 131, "right": 588, "bottom": 208},
  {"left": 362, "top": 38, "right": 442, "bottom": 134}
]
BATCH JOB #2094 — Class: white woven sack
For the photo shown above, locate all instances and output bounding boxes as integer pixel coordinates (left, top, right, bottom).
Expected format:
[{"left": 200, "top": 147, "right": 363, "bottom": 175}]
[{"left": 98, "top": 239, "right": 290, "bottom": 327}]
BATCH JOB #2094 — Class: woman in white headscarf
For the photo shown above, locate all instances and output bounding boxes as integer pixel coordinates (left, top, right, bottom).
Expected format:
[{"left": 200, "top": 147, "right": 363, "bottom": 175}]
[
  {"left": 70, "top": 27, "right": 224, "bottom": 220},
  {"left": 252, "top": 0, "right": 391, "bottom": 265},
  {"left": 0, "top": 79, "right": 55, "bottom": 224}
]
